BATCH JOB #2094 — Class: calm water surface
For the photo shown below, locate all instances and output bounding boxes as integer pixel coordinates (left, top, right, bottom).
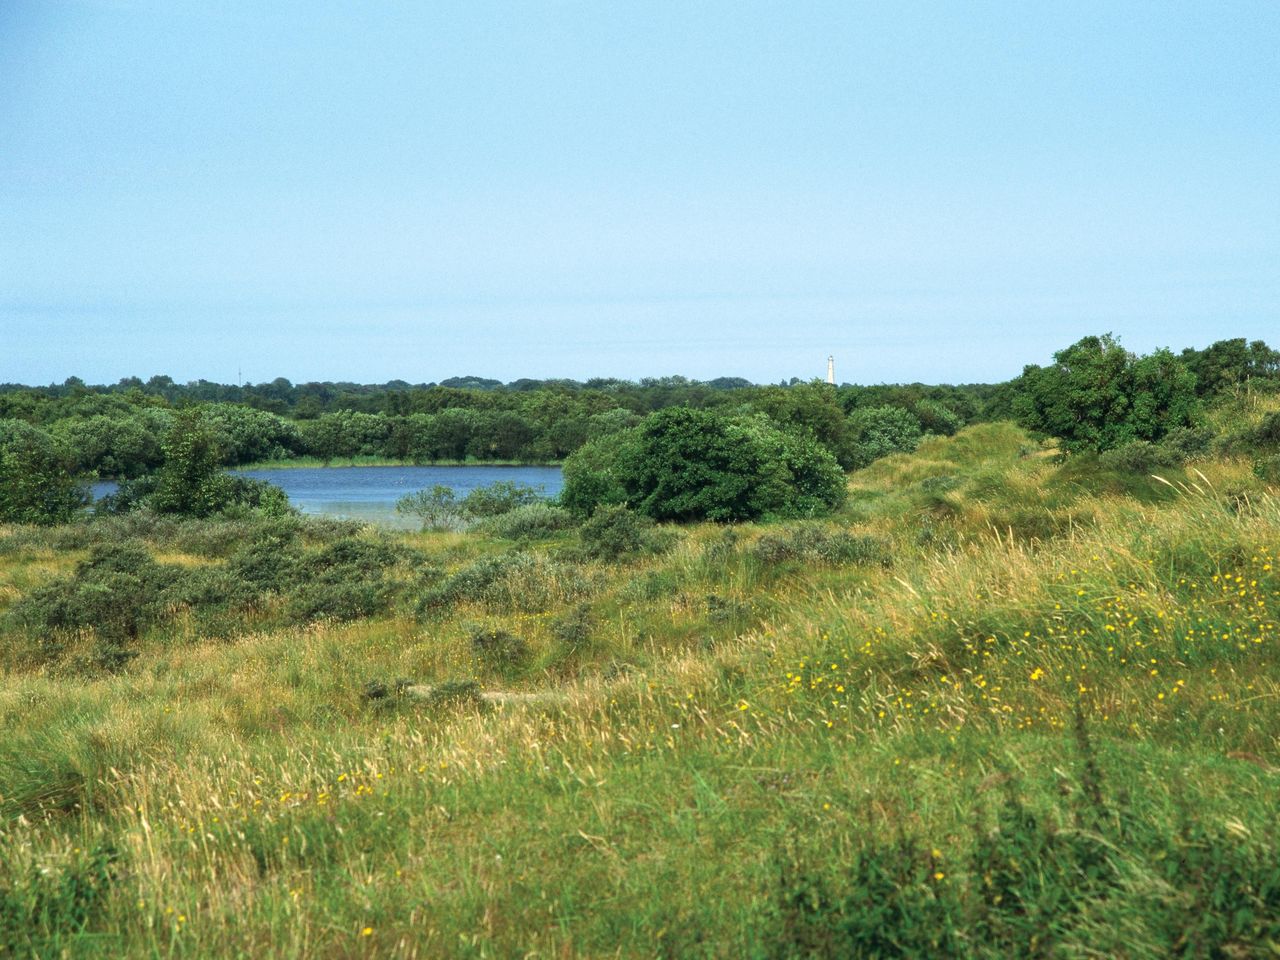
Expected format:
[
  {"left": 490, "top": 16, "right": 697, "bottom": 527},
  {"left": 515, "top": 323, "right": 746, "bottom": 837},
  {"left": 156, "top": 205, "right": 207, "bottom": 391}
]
[
  {"left": 241, "top": 465, "right": 564, "bottom": 527},
  {"left": 95, "top": 465, "right": 564, "bottom": 529}
]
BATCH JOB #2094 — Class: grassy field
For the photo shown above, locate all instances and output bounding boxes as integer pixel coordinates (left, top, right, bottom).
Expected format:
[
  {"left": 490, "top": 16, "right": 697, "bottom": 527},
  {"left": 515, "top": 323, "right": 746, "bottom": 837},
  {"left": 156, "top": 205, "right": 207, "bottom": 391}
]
[{"left": 1, "top": 420, "right": 1278, "bottom": 957}]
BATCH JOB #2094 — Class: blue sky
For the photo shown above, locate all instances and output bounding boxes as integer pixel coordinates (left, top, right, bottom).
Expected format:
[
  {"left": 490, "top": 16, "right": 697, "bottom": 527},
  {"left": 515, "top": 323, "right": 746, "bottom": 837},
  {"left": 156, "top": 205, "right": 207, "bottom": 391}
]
[{"left": 2, "top": 0, "right": 1277, "bottom": 386}]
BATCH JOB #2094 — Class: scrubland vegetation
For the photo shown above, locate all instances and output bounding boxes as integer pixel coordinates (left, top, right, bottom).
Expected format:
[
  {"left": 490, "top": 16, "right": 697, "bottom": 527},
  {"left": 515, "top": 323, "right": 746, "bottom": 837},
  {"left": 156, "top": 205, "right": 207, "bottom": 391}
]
[{"left": 1, "top": 336, "right": 1279, "bottom": 956}]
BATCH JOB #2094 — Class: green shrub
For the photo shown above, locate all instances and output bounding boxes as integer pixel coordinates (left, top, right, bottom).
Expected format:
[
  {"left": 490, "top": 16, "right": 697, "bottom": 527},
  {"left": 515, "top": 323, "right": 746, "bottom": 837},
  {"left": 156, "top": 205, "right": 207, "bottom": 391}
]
[
  {"left": 579, "top": 504, "right": 656, "bottom": 560},
  {"left": 7, "top": 541, "right": 176, "bottom": 663},
  {"left": 913, "top": 398, "right": 963, "bottom": 436},
  {"left": 550, "top": 603, "right": 595, "bottom": 651},
  {"left": 396, "top": 485, "right": 466, "bottom": 531},
  {"left": 417, "top": 551, "right": 590, "bottom": 615},
  {"left": 286, "top": 537, "right": 400, "bottom": 623},
  {"left": 227, "top": 537, "right": 302, "bottom": 592},
  {"left": 752, "top": 524, "right": 892, "bottom": 568},
  {"left": 846, "top": 405, "right": 923, "bottom": 469},
  {"left": 1013, "top": 334, "right": 1200, "bottom": 452},
  {"left": 1253, "top": 411, "right": 1280, "bottom": 448},
  {"left": 458, "top": 480, "right": 545, "bottom": 517},
  {"left": 478, "top": 502, "right": 576, "bottom": 540},
  {"left": 468, "top": 625, "right": 530, "bottom": 672},
  {"left": 1097, "top": 439, "right": 1185, "bottom": 473}
]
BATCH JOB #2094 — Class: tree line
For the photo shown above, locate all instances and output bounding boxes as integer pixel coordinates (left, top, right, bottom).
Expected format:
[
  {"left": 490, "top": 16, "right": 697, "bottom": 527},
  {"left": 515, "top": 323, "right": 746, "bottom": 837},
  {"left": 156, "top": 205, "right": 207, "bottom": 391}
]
[{"left": 2, "top": 336, "right": 1278, "bottom": 525}]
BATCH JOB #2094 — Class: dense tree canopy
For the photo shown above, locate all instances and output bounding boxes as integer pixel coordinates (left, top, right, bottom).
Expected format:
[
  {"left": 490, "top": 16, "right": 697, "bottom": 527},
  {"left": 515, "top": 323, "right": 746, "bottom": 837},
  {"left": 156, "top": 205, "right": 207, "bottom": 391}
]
[
  {"left": 0, "top": 420, "right": 88, "bottom": 524},
  {"left": 560, "top": 407, "right": 847, "bottom": 522},
  {"left": 1013, "top": 335, "right": 1200, "bottom": 453}
]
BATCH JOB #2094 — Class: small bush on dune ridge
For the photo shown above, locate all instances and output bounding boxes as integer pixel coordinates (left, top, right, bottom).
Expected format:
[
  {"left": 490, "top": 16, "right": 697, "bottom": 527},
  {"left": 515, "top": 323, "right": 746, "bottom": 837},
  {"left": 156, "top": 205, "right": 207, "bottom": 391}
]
[
  {"left": 477, "top": 502, "right": 577, "bottom": 540},
  {"left": 578, "top": 504, "right": 663, "bottom": 561},
  {"left": 417, "top": 550, "right": 592, "bottom": 616},
  {"left": 468, "top": 624, "right": 531, "bottom": 673},
  {"left": 751, "top": 523, "right": 893, "bottom": 568}
]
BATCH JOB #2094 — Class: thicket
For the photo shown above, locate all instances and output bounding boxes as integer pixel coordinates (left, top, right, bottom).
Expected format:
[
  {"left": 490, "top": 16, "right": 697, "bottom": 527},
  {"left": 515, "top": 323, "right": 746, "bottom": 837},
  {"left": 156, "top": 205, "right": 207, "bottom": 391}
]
[{"left": 561, "top": 408, "right": 848, "bottom": 522}]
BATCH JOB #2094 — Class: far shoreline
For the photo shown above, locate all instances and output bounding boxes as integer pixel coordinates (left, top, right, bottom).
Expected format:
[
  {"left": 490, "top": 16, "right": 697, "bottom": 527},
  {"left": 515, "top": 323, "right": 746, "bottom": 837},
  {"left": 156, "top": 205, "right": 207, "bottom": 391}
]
[{"left": 233, "top": 456, "right": 564, "bottom": 471}]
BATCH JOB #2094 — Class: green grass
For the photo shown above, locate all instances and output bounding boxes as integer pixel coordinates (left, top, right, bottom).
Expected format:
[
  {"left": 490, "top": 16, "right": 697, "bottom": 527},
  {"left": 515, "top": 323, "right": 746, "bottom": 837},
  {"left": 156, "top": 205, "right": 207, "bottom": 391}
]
[{"left": 1, "top": 421, "right": 1278, "bottom": 957}]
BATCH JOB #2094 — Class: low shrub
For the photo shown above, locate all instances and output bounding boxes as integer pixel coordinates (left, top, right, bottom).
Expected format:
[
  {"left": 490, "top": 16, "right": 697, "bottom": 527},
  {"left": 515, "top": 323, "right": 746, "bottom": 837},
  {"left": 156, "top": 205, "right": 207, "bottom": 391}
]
[
  {"left": 579, "top": 504, "right": 657, "bottom": 561},
  {"left": 550, "top": 603, "right": 595, "bottom": 651},
  {"left": 418, "top": 551, "right": 591, "bottom": 615},
  {"left": 458, "top": 481, "right": 545, "bottom": 518},
  {"left": 1097, "top": 439, "right": 1184, "bottom": 473},
  {"left": 751, "top": 524, "right": 893, "bottom": 568},
  {"left": 468, "top": 625, "right": 530, "bottom": 672},
  {"left": 478, "top": 503, "right": 577, "bottom": 540}
]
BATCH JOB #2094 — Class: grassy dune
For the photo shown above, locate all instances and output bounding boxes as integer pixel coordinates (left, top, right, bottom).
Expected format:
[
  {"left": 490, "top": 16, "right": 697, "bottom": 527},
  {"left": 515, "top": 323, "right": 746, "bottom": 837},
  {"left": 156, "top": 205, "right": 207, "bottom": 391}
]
[{"left": 1, "top": 421, "right": 1278, "bottom": 957}]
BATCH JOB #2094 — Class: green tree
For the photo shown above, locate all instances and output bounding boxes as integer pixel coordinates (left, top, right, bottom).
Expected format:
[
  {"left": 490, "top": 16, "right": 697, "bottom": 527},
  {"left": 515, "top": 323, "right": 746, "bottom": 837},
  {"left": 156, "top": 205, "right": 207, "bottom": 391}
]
[
  {"left": 560, "top": 407, "right": 846, "bottom": 522},
  {"left": 0, "top": 420, "right": 88, "bottom": 524},
  {"left": 845, "top": 406, "right": 923, "bottom": 469},
  {"left": 1014, "top": 335, "right": 1200, "bottom": 453},
  {"left": 148, "top": 410, "right": 292, "bottom": 517}
]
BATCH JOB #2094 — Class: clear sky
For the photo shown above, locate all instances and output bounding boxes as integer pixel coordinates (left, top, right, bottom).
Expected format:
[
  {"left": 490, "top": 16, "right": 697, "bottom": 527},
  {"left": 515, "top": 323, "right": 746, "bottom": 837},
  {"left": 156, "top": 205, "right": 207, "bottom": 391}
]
[{"left": 2, "top": 0, "right": 1277, "bottom": 386}]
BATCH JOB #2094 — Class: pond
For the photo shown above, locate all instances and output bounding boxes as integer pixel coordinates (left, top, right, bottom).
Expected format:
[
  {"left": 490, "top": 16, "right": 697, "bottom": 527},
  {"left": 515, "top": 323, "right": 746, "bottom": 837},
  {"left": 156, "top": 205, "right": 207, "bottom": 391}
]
[{"left": 93, "top": 465, "right": 565, "bottom": 529}]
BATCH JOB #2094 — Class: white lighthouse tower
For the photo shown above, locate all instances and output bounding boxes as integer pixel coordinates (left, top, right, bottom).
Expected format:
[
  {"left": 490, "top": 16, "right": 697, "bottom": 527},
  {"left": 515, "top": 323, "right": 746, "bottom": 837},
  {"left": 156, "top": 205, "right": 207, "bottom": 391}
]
[{"left": 826, "top": 355, "right": 835, "bottom": 385}]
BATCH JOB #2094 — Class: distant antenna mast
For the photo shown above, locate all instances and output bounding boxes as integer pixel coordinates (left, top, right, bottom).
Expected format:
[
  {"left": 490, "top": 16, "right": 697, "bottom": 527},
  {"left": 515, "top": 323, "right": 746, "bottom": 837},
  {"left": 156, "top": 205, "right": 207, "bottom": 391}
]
[{"left": 826, "top": 355, "right": 835, "bottom": 385}]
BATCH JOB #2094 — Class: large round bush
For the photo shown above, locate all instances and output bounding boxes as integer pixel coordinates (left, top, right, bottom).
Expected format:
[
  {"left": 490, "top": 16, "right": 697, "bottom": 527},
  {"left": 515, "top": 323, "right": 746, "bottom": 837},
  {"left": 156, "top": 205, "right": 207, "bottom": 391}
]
[{"left": 560, "top": 407, "right": 846, "bottom": 522}]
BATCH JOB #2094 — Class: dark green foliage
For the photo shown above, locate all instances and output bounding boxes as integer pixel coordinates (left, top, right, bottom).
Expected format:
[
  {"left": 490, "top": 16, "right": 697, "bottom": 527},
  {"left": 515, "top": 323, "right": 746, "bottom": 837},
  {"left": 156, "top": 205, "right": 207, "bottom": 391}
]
[
  {"left": 147, "top": 409, "right": 295, "bottom": 518},
  {"left": 912, "top": 398, "right": 963, "bottom": 436},
  {"left": 0, "top": 420, "right": 89, "bottom": 525},
  {"left": 50, "top": 409, "right": 170, "bottom": 478},
  {"left": 750, "top": 381, "right": 852, "bottom": 467},
  {"left": 287, "top": 537, "right": 401, "bottom": 622},
  {"left": 200, "top": 403, "right": 302, "bottom": 464},
  {"left": 1097, "top": 439, "right": 1186, "bottom": 473},
  {"left": 1014, "top": 335, "right": 1200, "bottom": 453},
  {"left": 561, "top": 408, "right": 847, "bottom": 522},
  {"left": 1252, "top": 411, "right": 1280, "bottom": 448},
  {"left": 550, "top": 603, "right": 595, "bottom": 650},
  {"left": 227, "top": 535, "right": 303, "bottom": 591},
  {"left": 579, "top": 504, "right": 657, "bottom": 560},
  {"left": 558, "top": 433, "right": 636, "bottom": 516},
  {"left": 1181, "top": 338, "right": 1280, "bottom": 396},
  {"left": 1159, "top": 425, "right": 1214, "bottom": 460},
  {"left": 845, "top": 406, "right": 924, "bottom": 469}
]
